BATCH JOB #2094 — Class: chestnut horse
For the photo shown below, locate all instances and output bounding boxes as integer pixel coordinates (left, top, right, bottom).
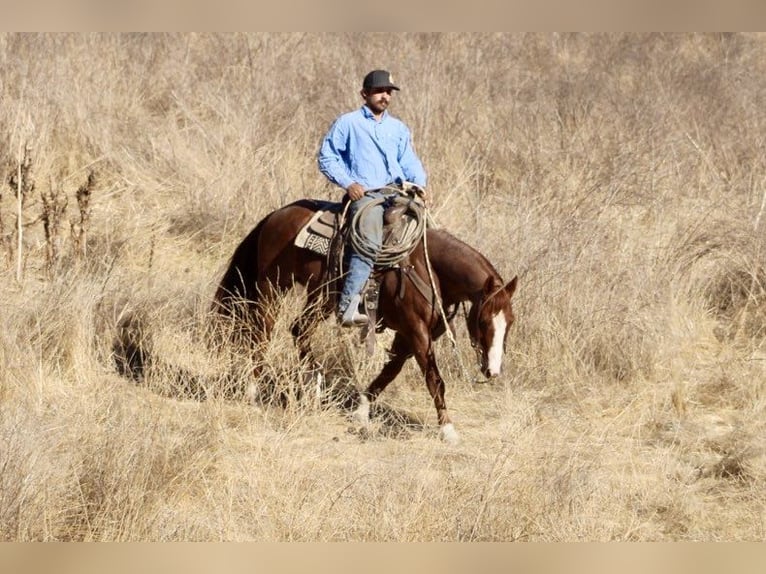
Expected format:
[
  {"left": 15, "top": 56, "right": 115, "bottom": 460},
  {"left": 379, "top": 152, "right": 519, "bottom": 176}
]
[{"left": 213, "top": 198, "right": 517, "bottom": 444}]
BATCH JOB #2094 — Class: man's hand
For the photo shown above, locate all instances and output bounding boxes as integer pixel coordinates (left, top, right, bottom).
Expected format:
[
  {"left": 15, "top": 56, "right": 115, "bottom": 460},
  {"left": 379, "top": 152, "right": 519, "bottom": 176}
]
[
  {"left": 399, "top": 181, "right": 426, "bottom": 202},
  {"left": 408, "top": 183, "right": 428, "bottom": 207},
  {"left": 346, "top": 182, "right": 366, "bottom": 201}
]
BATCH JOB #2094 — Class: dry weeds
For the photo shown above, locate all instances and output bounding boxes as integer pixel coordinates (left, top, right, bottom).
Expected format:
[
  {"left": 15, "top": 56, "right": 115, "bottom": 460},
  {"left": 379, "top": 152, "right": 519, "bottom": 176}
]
[{"left": 0, "top": 32, "right": 764, "bottom": 541}]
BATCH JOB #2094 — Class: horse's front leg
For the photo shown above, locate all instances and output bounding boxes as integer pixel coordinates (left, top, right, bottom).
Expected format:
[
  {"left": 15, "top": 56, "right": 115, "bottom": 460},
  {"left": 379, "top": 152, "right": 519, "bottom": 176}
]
[
  {"left": 411, "top": 336, "right": 459, "bottom": 445},
  {"left": 354, "top": 332, "right": 412, "bottom": 425}
]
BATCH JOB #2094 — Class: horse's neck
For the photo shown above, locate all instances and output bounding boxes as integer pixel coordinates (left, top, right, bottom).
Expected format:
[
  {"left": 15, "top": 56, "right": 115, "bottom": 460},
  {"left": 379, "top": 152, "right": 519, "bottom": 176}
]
[{"left": 430, "top": 235, "right": 496, "bottom": 303}]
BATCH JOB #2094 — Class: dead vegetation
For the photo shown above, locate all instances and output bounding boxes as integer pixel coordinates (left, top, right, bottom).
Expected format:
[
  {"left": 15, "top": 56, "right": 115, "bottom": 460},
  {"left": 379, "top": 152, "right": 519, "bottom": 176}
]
[{"left": 0, "top": 33, "right": 764, "bottom": 541}]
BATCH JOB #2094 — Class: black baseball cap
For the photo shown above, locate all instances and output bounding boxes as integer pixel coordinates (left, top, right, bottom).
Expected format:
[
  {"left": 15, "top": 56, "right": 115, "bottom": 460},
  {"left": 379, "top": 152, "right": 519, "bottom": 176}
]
[{"left": 362, "top": 70, "right": 400, "bottom": 91}]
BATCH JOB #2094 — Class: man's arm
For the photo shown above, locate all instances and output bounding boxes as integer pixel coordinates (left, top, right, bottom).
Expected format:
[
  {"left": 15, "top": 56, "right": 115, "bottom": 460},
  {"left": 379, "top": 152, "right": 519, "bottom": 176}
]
[
  {"left": 318, "top": 117, "right": 355, "bottom": 190},
  {"left": 397, "top": 125, "right": 427, "bottom": 188}
]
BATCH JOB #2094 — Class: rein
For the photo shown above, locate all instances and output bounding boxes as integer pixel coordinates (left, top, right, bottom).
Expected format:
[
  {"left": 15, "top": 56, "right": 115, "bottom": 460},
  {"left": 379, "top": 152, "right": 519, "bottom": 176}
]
[
  {"left": 464, "top": 280, "right": 506, "bottom": 350},
  {"left": 422, "top": 212, "right": 473, "bottom": 382},
  {"left": 422, "top": 217, "right": 458, "bottom": 350},
  {"left": 343, "top": 186, "right": 475, "bottom": 382}
]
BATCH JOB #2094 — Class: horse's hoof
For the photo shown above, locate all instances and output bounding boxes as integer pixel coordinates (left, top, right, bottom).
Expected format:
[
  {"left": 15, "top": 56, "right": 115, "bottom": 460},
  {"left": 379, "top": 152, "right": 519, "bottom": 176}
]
[
  {"left": 352, "top": 410, "right": 370, "bottom": 425},
  {"left": 440, "top": 423, "right": 460, "bottom": 445},
  {"left": 352, "top": 394, "right": 371, "bottom": 425}
]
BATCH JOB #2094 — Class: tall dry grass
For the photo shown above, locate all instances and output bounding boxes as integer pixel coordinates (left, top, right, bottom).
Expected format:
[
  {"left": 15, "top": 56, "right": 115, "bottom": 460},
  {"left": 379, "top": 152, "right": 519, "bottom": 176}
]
[{"left": 1, "top": 32, "right": 765, "bottom": 541}]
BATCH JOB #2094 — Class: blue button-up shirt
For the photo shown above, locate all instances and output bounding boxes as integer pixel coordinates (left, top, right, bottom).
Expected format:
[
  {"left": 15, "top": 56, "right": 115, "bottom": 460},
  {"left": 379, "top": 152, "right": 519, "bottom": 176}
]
[{"left": 318, "top": 105, "right": 427, "bottom": 191}]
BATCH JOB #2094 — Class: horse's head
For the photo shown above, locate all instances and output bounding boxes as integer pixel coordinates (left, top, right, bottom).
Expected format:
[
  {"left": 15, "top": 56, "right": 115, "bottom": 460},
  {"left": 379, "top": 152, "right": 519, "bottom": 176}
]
[{"left": 466, "top": 275, "right": 518, "bottom": 379}]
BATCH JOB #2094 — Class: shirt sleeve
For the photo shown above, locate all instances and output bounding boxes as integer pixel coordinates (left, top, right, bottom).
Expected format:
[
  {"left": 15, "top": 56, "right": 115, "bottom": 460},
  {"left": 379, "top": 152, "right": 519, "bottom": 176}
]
[
  {"left": 317, "top": 116, "right": 355, "bottom": 190},
  {"left": 397, "top": 125, "right": 427, "bottom": 187}
]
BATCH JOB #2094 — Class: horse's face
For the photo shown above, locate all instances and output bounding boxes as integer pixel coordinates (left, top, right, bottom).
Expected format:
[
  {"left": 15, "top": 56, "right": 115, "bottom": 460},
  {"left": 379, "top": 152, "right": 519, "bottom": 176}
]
[{"left": 467, "top": 276, "right": 518, "bottom": 379}]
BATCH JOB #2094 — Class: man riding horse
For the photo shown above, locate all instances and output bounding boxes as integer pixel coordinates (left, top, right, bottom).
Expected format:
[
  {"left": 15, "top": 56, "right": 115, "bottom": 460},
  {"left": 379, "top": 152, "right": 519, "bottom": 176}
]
[
  {"left": 213, "top": 69, "right": 518, "bottom": 440},
  {"left": 318, "top": 69, "right": 428, "bottom": 327}
]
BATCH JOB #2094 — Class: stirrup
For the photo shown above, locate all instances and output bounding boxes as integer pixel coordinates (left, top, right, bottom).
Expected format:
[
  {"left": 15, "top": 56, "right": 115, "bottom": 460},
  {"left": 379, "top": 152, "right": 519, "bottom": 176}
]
[{"left": 339, "top": 295, "right": 368, "bottom": 327}]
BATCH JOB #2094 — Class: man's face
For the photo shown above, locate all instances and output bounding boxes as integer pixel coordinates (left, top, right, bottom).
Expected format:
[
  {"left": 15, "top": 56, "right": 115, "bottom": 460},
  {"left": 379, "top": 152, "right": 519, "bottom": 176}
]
[{"left": 362, "top": 87, "right": 394, "bottom": 115}]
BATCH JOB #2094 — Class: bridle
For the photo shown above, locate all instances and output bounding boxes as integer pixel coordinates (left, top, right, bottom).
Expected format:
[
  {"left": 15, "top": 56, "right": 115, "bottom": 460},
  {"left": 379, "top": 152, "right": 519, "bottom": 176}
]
[{"left": 464, "top": 281, "right": 507, "bottom": 355}]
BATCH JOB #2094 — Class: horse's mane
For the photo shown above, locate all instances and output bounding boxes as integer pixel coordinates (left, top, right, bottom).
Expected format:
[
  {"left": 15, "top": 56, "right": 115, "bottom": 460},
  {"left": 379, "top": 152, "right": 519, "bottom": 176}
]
[{"left": 427, "top": 227, "right": 500, "bottom": 279}]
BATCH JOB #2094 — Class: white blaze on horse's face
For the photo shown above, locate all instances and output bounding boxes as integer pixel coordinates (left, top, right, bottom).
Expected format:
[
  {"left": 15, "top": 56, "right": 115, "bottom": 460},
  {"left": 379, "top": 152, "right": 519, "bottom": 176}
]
[
  {"left": 471, "top": 275, "right": 518, "bottom": 380},
  {"left": 487, "top": 311, "right": 508, "bottom": 377}
]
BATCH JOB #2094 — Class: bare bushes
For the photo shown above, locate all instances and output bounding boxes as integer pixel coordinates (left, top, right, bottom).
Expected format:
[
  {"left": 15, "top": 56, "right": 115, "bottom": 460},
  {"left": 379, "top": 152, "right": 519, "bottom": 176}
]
[
  {"left": 113, "top": 311, "right": 152, "bottom": 382},
  {"left": 509, "top": 205, "right": 662, "bottom": 389},
  {"left": 2, "top": 142, "right": 96, "bottom": 279},
  {"left": 110, "top": 285, "right": 349, "bottom": 414},
  {"left": 667, "top": 212, "right": 766, "bottom": 342}
]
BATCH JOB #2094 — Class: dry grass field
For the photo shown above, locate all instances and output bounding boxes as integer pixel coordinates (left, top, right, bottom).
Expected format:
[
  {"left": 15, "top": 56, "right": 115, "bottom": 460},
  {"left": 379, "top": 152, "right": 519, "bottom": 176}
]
[{"left": 1, "top": 32, "right": 765, "bottom": 541}]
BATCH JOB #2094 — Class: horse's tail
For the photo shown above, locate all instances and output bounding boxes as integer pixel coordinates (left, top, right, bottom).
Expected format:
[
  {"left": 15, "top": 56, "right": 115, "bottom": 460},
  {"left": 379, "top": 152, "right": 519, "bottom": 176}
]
[{"left": 212, "top": 214, "right": 268, "bottom": 319}]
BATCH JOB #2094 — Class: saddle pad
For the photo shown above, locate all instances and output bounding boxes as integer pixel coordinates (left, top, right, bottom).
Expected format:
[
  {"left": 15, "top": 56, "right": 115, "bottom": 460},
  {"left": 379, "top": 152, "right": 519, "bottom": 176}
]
[{"left": 294, "top": 209, "right": 338, "bottom": 255}]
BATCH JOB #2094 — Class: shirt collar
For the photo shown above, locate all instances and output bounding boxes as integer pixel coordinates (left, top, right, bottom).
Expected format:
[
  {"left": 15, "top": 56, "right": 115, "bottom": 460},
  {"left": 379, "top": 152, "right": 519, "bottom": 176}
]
[{"left": 361, "top": 105, "right": 388, "bottom": 120}]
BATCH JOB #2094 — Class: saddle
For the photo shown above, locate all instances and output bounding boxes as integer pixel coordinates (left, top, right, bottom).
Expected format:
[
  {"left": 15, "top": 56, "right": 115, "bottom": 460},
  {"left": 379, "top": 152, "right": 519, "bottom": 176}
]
[
  {"left": 294, "top": 194, "right": 432, "bottom": 354},
  {"left": 293, "top": 201, "right": 352, "bottom": 303},
  {"left": 293, "top": 200, "right": 343, "bottom": 257}
]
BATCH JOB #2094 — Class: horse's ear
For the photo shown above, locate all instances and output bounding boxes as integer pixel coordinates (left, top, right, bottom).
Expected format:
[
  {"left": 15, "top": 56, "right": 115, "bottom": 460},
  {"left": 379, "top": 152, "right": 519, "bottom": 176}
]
[
  {"left": 483, "top": 276, "right": 495, "bottom": 295},
  {"left": 505, "top": 275, "right": 518, "bottom": 298}
]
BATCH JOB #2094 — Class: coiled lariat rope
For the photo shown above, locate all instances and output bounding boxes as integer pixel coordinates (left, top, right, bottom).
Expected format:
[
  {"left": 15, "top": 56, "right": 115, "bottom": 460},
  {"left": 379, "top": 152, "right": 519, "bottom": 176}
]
[
  {"left": 347, "top": 188, "right": 426, "bottom": 267},
  {"left": 345, "top": 186, "right": 471, "bottom": 381}
]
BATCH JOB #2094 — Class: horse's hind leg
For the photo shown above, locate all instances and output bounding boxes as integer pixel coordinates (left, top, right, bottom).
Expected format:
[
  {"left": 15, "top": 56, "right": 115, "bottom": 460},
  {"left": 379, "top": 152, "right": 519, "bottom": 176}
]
[
  {"left": 290, "top": 293, "right": 326, "bottom": 360},
  {"left": 354, "top": 333, "right": 413, "bottom": 424},
  {"left": 290, "top": 289, "right": 331, "bottom": 405},
  {"left": 237, "top": 284, "right": 283, "bottom": 404}
]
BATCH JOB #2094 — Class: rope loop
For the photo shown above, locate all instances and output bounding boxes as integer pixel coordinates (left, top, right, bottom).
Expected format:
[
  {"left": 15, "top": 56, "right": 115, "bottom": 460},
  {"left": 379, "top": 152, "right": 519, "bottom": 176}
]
[
  {"left": 347, "top": 187, "right": 427, "bottom": 267},
  {"left": 346, "top": 185, "right": 472, "bottom": 381}
]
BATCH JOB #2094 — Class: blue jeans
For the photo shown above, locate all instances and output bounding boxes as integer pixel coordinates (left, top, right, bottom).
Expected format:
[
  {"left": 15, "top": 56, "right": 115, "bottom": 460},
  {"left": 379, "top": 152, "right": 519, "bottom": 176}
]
[{"left": 338, "top": 190, "right": 391, "bottom": 313}]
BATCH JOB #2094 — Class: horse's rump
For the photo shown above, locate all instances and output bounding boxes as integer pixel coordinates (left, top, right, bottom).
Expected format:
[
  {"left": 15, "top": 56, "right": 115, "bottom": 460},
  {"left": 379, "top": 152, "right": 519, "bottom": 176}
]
[{"left": 213, "top": 200, "right": 324, "bottom": 316}]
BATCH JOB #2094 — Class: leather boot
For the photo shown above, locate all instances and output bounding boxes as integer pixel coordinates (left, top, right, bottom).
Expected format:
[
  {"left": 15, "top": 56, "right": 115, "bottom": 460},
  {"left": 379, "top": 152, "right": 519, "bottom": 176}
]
[{"left": 339, "top": 294, "right": 368, "bottom": 327}]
